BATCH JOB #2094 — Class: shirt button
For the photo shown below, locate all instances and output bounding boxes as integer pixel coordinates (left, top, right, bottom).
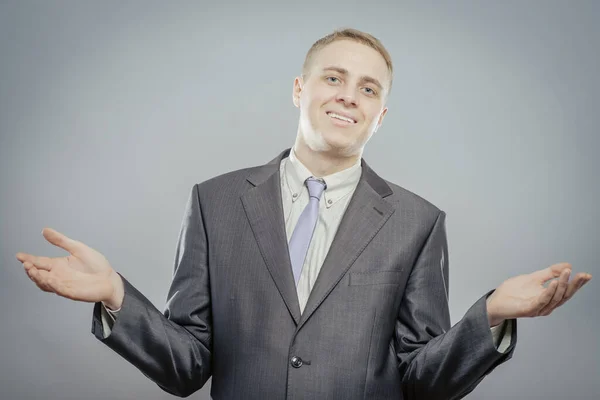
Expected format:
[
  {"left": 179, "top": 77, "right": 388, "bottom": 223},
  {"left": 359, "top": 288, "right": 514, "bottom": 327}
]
[
  {"left": 292, "top": 193, "right": 298, "bottom": 198},
  {"left": 290, "top": 356, "right": 303, "bottom": 368},
  {"left": 327, "top": 199, "right": 332, "bottom": 205}
]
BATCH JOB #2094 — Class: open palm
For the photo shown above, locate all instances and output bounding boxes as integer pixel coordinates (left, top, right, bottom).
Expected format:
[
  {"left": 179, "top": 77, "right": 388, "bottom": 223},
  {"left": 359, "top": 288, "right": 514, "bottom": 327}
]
[
  {"left": 486, "top": 262, "right": 592, "bottom": 326},
  {"left": 16, "top": 228, "right": 117, "bottom": 304}
]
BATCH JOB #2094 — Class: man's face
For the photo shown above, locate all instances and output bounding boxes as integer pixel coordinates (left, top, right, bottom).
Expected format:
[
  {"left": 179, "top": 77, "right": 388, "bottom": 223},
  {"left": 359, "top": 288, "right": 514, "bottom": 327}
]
[{"left": 293, "top": 40, "right": 390, "bottom": 157}]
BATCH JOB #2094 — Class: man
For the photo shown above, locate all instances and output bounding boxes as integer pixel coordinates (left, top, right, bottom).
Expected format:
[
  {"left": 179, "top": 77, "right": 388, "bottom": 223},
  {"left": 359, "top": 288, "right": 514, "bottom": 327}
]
[{"left": 16, "top": 28, "right": 591, "bottom": 399}]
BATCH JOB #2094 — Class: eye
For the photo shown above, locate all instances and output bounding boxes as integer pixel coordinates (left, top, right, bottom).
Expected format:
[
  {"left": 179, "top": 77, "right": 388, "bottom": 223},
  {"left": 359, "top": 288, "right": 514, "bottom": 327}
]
[
  {"left": 363, "top": 87, "right": 377, "bottom": 96},
  {"left": 326, "top": 76, "right": 340, "bottom": 84}
]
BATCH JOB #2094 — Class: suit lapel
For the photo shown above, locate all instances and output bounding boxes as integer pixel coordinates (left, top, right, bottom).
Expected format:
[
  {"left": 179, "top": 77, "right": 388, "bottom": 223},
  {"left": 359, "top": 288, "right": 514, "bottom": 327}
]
[
  {"left": 241, "top": 149, "right": 302, "bottom": 324},
  {"left": 240, "top": 150, "right": 396, "bottom": 328},
  {"left": 298, "top": 161, "right": 395, "bottom": 330}
]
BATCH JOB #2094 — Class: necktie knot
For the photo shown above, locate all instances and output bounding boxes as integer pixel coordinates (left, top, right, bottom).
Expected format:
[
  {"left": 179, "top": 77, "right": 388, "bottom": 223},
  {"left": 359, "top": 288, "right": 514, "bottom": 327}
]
[{"left": 305, "top": 177, "right": 326, "bottom": 200}]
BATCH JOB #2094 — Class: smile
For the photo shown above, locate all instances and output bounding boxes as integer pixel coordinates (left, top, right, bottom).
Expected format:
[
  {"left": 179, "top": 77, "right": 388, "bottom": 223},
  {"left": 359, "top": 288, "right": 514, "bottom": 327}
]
[{"left": 326, "top": 112, "right": 356, "bottom": 124}]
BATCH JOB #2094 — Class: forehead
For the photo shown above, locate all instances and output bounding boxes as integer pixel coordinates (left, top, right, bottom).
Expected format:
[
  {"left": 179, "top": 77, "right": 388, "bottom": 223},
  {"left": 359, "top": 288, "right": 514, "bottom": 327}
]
[{"left": 308, "top": 40, "right": 390, "bottom": 84}]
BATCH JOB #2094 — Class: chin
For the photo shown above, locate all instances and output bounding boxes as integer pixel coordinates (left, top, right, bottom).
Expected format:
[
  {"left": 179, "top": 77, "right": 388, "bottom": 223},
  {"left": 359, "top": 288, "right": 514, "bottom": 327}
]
[
  {"left": 302, "top": 122, "right": 362, "bottom": 156},
  {"left": 319, "top": 137, "right": 360, "bottom": 157},
  {"left": 323, "top": 129, "right": 363, "bottom": 153}
]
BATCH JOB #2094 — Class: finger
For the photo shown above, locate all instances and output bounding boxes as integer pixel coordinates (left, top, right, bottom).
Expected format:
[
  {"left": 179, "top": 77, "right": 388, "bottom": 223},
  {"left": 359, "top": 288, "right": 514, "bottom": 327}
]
[
  {"left": 23, "top": 260, "right": 41, "bottom": 271},
  {"left": 538, "top": 268, "right": 570, "bottom": 315},
  {"left": 555, "top": 277, "right": 584, "bottom": 308},
  {"left": 539, "top": 268, "right": 571, "bottom": 316},
  {"left": 565, "top": 272, "right": 588, "bottom": 297},
  {"left": 19, "top": 252, "right": 69, "bottom": 273},
  {"left": 27, "top": 255, "right": 56, "bottom": 271},
  {"left": 556, "top": 273, "right": 592, "bottom": 307},
  {"left": 23, "top": 261, "right": 34, "bottom": 273},
  {"left": 580, "top": 275, "right": 592, "bottom": 289},
  {"left": 534, "top": 279, "right": 558, "bottom": 313},
  {"left": 26, "top": 265, "right": 53, "bottom": 293},
  {"left": 16, "top": 252, "right": 36, "bottom": 263},
  {"left": 17, "top": 253, "right": 55, "bottom": 271},
  {"left": 42, "top": 228, "right": 81, "bottom": 254},
  {"left": 532, "top": 262, "right": 571, "bottom": 282},
  {"left": 17, "top": 253, "right": 54, "bottom": 270}
]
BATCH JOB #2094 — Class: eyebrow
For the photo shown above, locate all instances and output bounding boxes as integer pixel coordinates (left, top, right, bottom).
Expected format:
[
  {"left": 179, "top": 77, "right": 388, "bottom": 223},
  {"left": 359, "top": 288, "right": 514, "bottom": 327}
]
[{"left": 322, "top": 66, "right": 384, "bottom": 91}]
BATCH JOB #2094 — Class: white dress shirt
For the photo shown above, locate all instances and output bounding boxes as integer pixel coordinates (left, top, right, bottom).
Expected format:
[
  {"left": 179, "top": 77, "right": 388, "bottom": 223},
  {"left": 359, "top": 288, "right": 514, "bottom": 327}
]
[
  {"left": 281, "top": 148, "right": 363, "bottom": 314},
  {"left": 101, "top": 147, "right": 511, "bottom": 352}
]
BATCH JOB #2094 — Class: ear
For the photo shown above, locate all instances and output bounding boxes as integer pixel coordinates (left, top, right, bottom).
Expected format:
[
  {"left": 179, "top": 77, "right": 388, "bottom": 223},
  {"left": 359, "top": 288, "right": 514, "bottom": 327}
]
[
  {"left": 293, "top": 76, "right": 304, "bottom": 108},
  {"left": 373, "top": 106, "right": 388, "bottom": 133}
]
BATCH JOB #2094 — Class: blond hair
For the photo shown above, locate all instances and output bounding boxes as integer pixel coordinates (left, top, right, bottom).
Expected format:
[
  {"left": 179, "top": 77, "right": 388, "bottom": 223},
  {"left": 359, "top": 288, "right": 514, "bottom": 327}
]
[{"left": 302, "top": 28, "right": 393, "bottom": 93}]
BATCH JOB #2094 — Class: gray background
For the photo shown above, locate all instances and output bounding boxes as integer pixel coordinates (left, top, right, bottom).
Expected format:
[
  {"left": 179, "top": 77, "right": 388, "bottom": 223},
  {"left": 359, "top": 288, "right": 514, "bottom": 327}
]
[{"left": 1, "top": 1, "right": 598, "bottom": 399}]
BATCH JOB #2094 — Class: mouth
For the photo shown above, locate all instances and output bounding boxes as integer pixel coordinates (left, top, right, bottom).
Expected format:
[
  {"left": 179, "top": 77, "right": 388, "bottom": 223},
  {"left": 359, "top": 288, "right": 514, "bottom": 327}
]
[{"left": 326, "top": 111, "right": 357, "bottom": 125}]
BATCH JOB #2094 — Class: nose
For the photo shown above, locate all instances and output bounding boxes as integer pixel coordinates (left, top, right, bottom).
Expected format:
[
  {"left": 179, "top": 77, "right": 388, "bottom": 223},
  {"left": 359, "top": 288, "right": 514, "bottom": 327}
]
[{"left": 336, "top": 87, "right": 358, "bottom": 107}]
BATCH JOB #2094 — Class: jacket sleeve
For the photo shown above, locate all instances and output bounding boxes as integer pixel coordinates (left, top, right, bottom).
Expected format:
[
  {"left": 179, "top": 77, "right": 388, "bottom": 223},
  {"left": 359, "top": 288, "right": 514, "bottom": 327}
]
[
  {"left": 91, "top": 183, "right": 212, "bottom": 398},
  {"left": 396, "top": 211, "right": 517, "bottom": 400}
]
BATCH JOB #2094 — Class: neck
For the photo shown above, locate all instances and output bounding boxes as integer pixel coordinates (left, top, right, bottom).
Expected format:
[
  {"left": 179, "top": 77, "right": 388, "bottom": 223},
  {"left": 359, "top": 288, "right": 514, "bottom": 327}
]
[{"left": 292, "top": 137, "right": 361, "bottom": 178}]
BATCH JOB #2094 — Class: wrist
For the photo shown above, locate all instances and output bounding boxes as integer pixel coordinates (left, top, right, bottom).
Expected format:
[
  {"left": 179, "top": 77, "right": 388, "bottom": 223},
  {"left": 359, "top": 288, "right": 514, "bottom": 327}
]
[
  {"left": 486, "top": 295, "right": 505, "bottom": 327},
  {"left": 104, "top": 270, "right": 124, "bottom": 311}
]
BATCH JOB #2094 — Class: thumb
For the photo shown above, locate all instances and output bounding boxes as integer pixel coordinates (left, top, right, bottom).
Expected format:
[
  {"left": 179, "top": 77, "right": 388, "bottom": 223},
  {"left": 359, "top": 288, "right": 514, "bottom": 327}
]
[
  {"left": 531, "top": 262, "right": 571, "bottom": 283},
  {"left": 42, "top": 228, "right": 81, "bottom": 254}
]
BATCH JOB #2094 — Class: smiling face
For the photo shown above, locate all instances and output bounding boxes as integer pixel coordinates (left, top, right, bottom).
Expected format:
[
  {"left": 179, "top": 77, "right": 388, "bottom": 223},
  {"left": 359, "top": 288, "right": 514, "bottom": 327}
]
[{"left": 293, "top": 39, "right": 390, "bottom": 158}]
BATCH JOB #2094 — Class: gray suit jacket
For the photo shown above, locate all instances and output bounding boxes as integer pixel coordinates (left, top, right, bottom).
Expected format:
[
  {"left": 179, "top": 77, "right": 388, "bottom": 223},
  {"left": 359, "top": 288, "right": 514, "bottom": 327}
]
[{"left": 92, "top": 148, "right": 516, "bottom": 399}]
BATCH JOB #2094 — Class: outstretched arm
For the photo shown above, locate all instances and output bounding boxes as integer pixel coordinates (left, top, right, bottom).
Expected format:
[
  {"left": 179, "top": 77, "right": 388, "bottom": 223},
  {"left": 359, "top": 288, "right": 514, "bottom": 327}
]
[
  {"left": 395, "top": 211, "right": 591, "bottom": 400},
  {"left": 16, "top": 184, "right": 213, "bottom": 397}
]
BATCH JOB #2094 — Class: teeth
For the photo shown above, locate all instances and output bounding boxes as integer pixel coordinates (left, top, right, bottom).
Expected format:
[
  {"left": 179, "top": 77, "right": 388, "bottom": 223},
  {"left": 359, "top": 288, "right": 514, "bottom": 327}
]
[{"left": 327, "top": 112, "right": 354, "bottom": 123}]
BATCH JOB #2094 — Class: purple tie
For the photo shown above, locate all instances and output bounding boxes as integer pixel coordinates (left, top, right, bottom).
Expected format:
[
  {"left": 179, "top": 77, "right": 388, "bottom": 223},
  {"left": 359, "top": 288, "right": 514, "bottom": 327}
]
[{"left": 289, "top": 177, "right": 327, "bottom": 286}]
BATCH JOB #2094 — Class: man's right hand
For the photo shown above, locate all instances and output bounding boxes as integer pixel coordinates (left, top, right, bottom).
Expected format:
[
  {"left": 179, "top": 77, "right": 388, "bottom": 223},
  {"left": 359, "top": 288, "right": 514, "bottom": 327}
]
[{"left": 16, "top": 228, "right": 124, "bottom": 310}]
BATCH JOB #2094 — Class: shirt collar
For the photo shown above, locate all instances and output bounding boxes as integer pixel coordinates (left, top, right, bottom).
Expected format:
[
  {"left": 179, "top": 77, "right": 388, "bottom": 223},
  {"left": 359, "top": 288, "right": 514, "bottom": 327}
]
[{"left": 283, "top": 147, "right": 362, "bottom": 208}]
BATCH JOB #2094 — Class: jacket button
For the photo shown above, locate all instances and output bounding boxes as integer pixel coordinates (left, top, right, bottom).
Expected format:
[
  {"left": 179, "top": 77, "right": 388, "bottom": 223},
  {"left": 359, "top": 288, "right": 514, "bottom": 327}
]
[{"left": 290, "top": 356, "right": 303, "bottom": 368}]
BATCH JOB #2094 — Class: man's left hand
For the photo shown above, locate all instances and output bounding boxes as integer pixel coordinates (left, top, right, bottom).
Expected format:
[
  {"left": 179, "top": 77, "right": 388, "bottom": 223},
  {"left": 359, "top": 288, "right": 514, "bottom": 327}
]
[{"left": 486, "top": 263, "right": 592, "bottom": 327}]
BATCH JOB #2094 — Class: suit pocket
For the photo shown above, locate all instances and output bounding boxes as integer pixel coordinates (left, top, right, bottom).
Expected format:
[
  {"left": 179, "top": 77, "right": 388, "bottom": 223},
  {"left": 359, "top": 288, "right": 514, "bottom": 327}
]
[{"left": 348, "top": 270, "right": 404, "bottom": 286}]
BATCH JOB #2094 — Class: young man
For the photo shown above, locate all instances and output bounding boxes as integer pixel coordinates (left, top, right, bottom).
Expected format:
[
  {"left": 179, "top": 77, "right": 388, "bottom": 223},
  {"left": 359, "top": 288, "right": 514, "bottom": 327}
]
[{"left": 16, "top": 29, "right": 591, "bottom": 399}]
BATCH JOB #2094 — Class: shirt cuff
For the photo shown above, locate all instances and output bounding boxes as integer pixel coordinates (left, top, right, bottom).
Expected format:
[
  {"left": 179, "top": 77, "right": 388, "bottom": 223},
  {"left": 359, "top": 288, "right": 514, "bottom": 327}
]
[
  {"left": 99, "top": 302, "right": 120, "bottom": 338},
  {"left": 490, "top": 319, "right": 513, "bottom": 354}
]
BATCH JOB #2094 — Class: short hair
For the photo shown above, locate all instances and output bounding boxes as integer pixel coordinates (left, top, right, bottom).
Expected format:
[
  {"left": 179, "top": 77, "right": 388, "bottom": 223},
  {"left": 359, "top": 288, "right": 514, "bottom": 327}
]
[{"left": 302, "top": 28, "right": 394, "bottom": 94}]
